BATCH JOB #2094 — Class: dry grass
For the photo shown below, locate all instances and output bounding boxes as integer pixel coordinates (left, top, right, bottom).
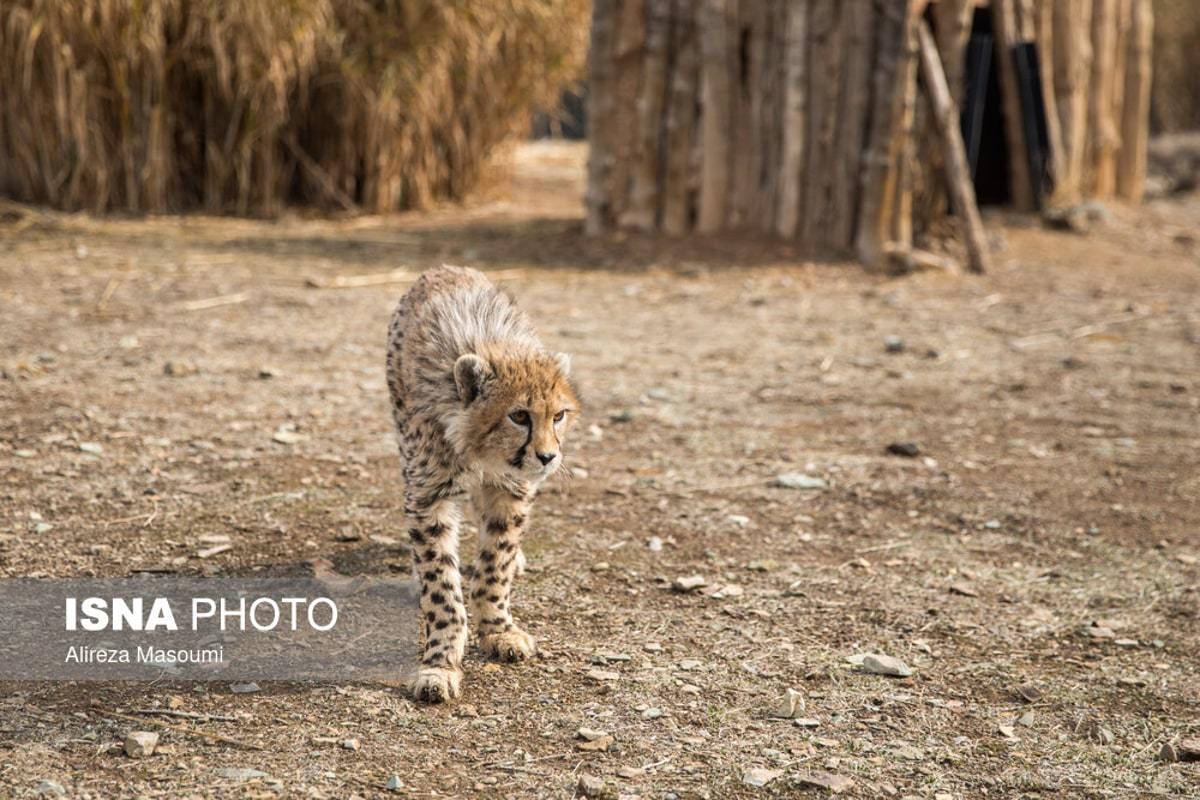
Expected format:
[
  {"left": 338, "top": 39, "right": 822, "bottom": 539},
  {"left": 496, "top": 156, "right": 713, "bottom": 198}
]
[{"left": 0, "top": 0, "right": 589, "bottom": 214}]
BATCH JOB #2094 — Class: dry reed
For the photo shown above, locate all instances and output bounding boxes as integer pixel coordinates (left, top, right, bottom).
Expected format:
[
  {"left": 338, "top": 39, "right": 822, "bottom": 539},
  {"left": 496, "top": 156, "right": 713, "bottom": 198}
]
[{"left": 0, "top": 0, "right": 589, "bottom": 214}]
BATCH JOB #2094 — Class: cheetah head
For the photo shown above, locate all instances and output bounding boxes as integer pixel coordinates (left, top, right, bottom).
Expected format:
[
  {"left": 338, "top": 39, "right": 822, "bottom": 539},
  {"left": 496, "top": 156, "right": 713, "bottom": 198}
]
[{"left": 452, "top": 347, "right": 580, "bottom": 483}]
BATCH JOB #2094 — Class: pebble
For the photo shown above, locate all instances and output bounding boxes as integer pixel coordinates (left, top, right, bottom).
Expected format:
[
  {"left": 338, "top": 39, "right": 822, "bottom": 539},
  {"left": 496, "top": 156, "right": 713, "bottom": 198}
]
[
  {"left": 741, "top": 768, "right": 782, "bottom": 788},
  {"left": 272, "top": 429, "right": 307, "bottom": 445},
  {"left": 78, "top": 442, "right": 103, "bottom": 455},
  {"left": 1178, "top": 738, "right": 1200, "bottom": 761},
  {"left": 577, "top": 773, "right": 611, "bottom": 799},
  {"left": 585, "top": 669, "right": 620, "bottom": 682},
  {"left": 886, "top": 442, "right": 921, "bottom": 458},
  {"left": 771, "top": 473, "right": 827, "bottom": 490},
  {"left": 1014, "top": 683, "right": 1043, "bottom": 703},
  {"left": 856, "top": 653, "right": 913, "bottom": 678},
  {"left": 726, "top": 514, "right": 750, "bottom": 527},
  {"left": 672, "top": 575, "right": 707, "bottom": 592},
  {"left": 163, "top": 360, "right": 199, "bottom": 377},
  {"left": 386, "top": 775, "right": 405, "bottom": 791},
  {"left": 1017, "top": 712, "right": 1036, "bottom": 727},
  {"left": 642, "top": 708, "right": 663, "bottom": 720},
  {"left": 643, "top": 642, "right": 662, "bottom": 652},
  {"left": 616, "top": 766, "right": 645, "bottom": 779},
  {"left": 215, "top": 767, "right": 270, "bottom": 781},
  {"left": 342, "top": 738, "right": 360, "bottom": 751},
  {"left": 35, "top": 780, "right": 66, "bottom": 797},
  {"left": 677, "top": 659, "right": 702, "bottom": 671},
  {"left": 794, "top": 717, "right": 821, "bottom": 728},
  {"left": 884, "top": 336, "right": 906, "bottom": 353},
  {"left": 769, "top": 688, "right": 806, "bottom": 719},
  {"left": 647, "top": 537, "right": 664, "bottom": 551},
  {"left": 230, "top": 682, "right": 260, "bottom": 694},
  {"left": 34, "top": 522, "right": 53, "bottom": 534},
  {"left": 124, "top": 730, "right": 159, "bottom": 757},
  {"left": 795, "top": 772, "right": 854, "bottom": 793}
]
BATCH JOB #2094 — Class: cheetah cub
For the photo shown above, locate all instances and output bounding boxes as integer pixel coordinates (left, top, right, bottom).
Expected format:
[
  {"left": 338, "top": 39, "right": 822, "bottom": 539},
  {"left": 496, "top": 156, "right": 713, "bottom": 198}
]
[{"left": 385, "top": 266, "right": 579, "bottom": 702}]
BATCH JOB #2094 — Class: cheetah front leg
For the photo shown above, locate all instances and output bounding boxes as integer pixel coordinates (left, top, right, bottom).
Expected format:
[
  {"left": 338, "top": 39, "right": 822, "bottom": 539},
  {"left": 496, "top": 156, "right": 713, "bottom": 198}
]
[
  {"left": 406, "top": 490, "right": 468, "bottom": 703},
  {"left": 470, "top": 483, "right": 536, "bottom": 661}
]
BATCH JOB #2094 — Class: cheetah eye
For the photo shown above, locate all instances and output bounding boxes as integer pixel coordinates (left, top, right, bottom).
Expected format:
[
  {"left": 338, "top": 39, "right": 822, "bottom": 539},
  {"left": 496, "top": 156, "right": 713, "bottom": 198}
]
[
  {"left": 553, "top": 410, "right": 567, "bottom": 423},
  {"left": 508, "top": 410, "right": 531, "bottom": 426}
]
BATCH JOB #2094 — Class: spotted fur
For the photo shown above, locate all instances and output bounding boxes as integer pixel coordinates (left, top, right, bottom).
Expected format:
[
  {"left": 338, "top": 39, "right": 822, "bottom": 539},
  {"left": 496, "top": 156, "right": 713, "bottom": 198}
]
[{"left": 386, "top": 265, "right": 579, "bottom": 702}]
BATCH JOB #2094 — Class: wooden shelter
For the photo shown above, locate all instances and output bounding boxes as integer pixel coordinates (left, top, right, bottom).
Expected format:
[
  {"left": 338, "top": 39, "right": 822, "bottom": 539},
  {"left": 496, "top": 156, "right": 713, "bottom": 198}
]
[{"left": 585, "top": 0, "right": 1154, "bottom": 273}]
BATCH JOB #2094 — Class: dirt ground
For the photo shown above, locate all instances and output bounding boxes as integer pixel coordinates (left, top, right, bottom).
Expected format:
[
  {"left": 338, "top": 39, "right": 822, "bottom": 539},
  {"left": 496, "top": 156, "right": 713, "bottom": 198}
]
[{"left": 2, "top": 142, "right": 1199, "bottom": 798}]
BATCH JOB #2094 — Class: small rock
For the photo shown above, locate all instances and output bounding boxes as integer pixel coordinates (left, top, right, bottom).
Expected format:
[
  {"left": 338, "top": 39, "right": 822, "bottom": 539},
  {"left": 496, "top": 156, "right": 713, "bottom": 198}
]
[
  {"left": 949, "top": 581, "right": 979, "bottom": 598},
  {"left": 1014, "top": 683, "right": 1043, "bottom": 703},
  {"left": 741, "top": 768, "right": 782, "bottom": 788},
  {"left": 672, "top": 575, "right": 707, "bottom": 592},
  {"left": 1084, "top": 623, "right": 1116, "bottom": 639},
  {"left": 769, "top": 688, "right": 806, "bottom": 719},
  {"left": 677, "top": 659, "right": 702, "bottom": 671},
  {"left": 577, "top": 727, "right": 608, "bottom": 741},
  {"left": 727, "top": 514, "right": 751, "bottom": 527},
  {"left": 858, "top": 653, "right": 913, "bottom": 678},
  {"left": 124, "top": 730, "right": 159, "bottom": 757},
  {"left": 884, "top": 336, "right": 906, "bottom": 353},
  {"left": 616, "top": 766, "right": 645, "bottom": 779},
  {"left": 998, "top": 725, "right": 1017, "bottom": 740},
  {"left": 793, "top": 717, "right": 821, "bottom": 728},
  {"left": 746, "top": 559, "right": 777, "bottom": 572},
  {"left": 643, "top": 642, "right": 662, "bottom": 652},
  {"left": 35, "top": 780, "right": 66, "bottom": 797},
  {"left": 271, "top": 429, "right": 307, "bottom": 445},
  {"left": 342, "top": 738, "right": 360, "bottom": 751},
  {"left": 577, "top": 773, "right": 612, "bottom": 799},
  {"left": 576, "top": 734, "right": 614, "bottom": 752},
  {"left": 1114, "top": 638, "right": 1139, "bottom": 647},
  {"left": 609, "top": 409, "right": 635, "bottom": 424},
  {"left": 1159, "top": 742, "right": 1180, "bottom": 763},
  {"left": 585, "top": 669, "right": 620, "bottom": 682},
  {"left": 1178, "top": 738, "right": 1200, "bottom": 761},
  {"left": 258, "top": 366, "right": 278, "bottom": 379},
  {"left": 229, "top": 682, "right": 260, "bottom": 694},
  {"left": 1017, "top": 712, "right": 1036, "bottom": 727},
  {"left": 34, "top": 522, "right": 53, "bottom": 534},
  {"left": 886, "top": 442, "right": 920, "bottom": 458},
  {"left": 794, "top": 772, "right": 854, "bottom": 793},
  {"left": 163, "top": 360, "right": 199, "bottom": 377},
  {"left": 386, "top": 775, "right": 405, "bottom": 791},
  {"left": 591, "top": 561, "right": 610, "bottom": 572},
  {"left": 642, "top": 707, "right": 663, "bottom": 720},
  {"left": 215, "top": 767, "right": 270, "bottom": 781},
  {"left": 983, "top": 519, "right": 1002, "bottom": 530},
  {"left": 771, "top": 473, "right": 827, "bottom": 490},
  {"left": 647, "top": 537, "right": 664, "bottom": 552},
  {"left": 78, "top": 442, "right": 103, "bottom": 455}
]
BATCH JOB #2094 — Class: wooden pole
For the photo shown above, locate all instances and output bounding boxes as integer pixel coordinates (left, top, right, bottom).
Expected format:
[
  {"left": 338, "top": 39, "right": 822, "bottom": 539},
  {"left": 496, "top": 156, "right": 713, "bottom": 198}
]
[
  {"left": 775, "top": 1, "right": 809, "bottom": 238},
  {"left": 661, "top": 0, "right": 698, "bottom": 236},
  {"left": 855, "top": 0, "right": 913, "bottom": 268},
  {"left": 585, "top": 0, "right": 618, "bottom": 234},
  {"left": 1088, "top": 0, "right": 1120, "bottom": 198},
  {"left": 917, "top": 19, "right": 990, "bottom": 274},
  {"left": 697, "top": 0, "right": 733, "bottom": 233},
  {"left": 1035, "top": 0, "right": 1067, "bottom": 197},
  {"left": 1053, "top": 0, "right": 1093, "bottom": 204},
  {"left": 1116, "top": 0, "right": 1152, "bottom": 200},
  {"left": 992, "top": 0, "right": 1036, "bottom": 210},
  {"left": 621, "top": 0, "right": 671, "bottom": 231}
]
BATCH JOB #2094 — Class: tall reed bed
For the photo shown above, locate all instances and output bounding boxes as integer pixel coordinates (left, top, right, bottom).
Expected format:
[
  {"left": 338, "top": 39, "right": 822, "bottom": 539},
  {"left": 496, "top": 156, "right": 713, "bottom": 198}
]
[{"left": 0, "top": 0, "right": 588, "bottom": 214}]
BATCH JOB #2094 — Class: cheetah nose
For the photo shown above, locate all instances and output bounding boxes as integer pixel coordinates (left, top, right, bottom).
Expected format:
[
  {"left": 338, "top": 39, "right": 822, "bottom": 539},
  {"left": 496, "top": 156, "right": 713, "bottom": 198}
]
[{"left": 536, "top": 451, "right": 557, "bottom": 466}]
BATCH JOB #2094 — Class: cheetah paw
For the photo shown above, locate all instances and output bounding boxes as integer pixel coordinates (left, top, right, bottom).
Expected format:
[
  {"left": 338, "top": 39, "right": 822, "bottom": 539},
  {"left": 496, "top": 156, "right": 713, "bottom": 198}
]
[
  {"left": 410, "top": 666, "right": 462, "bottom": 703},
  {"left": 479, "top": 628, "right": 536, "bottom": 662}
]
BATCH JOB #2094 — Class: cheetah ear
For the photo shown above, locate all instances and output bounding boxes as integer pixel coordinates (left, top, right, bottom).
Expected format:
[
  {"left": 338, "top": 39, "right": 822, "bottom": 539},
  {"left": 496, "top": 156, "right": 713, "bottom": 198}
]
[
  {"left": 553, "top": 352, "right": 571, "bottom": 378},
  {"left": 454, "top": 354, "right": 492, "bottom": 405}
]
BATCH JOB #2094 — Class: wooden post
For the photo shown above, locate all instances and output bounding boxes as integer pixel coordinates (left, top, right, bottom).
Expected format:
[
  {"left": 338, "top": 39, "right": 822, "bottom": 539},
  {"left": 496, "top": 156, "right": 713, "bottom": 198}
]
[
  {"left": 585, "top": 0, "right": 618, "bottom": 234},
  {"left": 621, "top": 0, "right": 671, "bottom": 231},
  {"left": 775, "top": 1, "right": 809, "bottom": 238},
  {"left": 992, "top": 0, "right": 1035, "bottom": 210},
  {"left": 1053, "top": 0, "right": 1093, "bottom": 204},
  {"left": 1117, "top": 0, "right": 1152, "bottom": 200},
  {"left": 697, "top": 0, "right": 733, "bottom": 233},
  {"left": 1035, "top": 0, "right": 1067, "bottom": 195},
  {"left": 1088, "top": 0, "right": 1120, "bottom": 198},
  {"left": 855, "top": 0, "right": 913, "bottom": 268},
  {"left": 917, "top": 19, "right": 990, "bottom": 274},
  {"left": 661, "top": 0, "right": 699, "bottom": 235}
]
